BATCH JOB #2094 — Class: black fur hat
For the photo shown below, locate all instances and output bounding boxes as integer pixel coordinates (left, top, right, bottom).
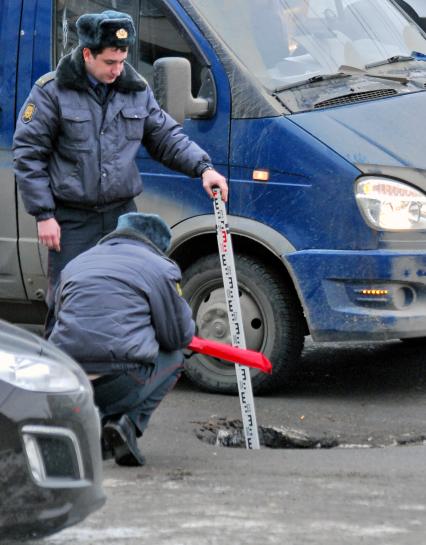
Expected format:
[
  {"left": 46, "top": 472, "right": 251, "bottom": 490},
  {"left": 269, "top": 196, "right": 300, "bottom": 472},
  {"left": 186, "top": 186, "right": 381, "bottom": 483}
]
[
  {"left": 76, "top": 10, "right": 136, "bottom": 49},
  {"left": 116, "top": 213, "right": 172, "bottom": 253}
]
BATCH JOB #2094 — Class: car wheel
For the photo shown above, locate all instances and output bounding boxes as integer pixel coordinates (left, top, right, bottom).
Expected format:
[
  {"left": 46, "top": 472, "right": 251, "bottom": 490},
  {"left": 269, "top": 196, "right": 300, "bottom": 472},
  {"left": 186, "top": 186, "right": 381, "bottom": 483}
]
[{"left": 181, "top": 253, "right": 305, "bottom": 394}]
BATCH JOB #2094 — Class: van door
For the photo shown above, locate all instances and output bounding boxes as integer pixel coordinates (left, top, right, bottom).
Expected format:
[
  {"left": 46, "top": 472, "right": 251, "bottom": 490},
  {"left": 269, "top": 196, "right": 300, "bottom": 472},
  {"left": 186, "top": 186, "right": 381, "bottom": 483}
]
[
  {"left": 134, "top": 0, "right": 230, "bottom": 224},
  {"left": 0, "top": 1, "right": 26, "bottom": 300},
  {"left": 15, "top": 0, "right": 52, "bottom": 302}
]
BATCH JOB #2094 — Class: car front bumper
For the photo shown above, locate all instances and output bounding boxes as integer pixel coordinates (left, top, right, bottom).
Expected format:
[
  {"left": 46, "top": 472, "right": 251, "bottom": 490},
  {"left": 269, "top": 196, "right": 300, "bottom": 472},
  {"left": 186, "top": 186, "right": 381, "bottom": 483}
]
[{"left": 0, "top": 384, "right": 105, "bottom": 540}]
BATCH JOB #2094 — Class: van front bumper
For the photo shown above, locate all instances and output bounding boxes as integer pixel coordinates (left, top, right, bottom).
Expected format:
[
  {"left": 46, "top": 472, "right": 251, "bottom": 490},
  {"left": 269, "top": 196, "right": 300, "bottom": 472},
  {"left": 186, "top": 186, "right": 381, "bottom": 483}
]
[{"left": 285, "top": 249, "right": 426, "bottom": 341}]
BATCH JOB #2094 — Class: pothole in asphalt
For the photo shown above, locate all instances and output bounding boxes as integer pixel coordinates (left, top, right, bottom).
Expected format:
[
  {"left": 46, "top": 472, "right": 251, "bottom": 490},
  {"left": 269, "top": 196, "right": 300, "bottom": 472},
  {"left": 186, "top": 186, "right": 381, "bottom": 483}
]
[{"left": 194, "top": 417, "right": 426, "bottom": 449}]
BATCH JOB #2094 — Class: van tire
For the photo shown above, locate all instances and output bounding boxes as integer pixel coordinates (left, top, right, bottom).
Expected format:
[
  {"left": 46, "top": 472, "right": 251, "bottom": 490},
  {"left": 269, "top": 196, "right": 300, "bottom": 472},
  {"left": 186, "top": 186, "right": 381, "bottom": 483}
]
[{"left": 181, "top": 253, "right": 305, "bottom": 394}]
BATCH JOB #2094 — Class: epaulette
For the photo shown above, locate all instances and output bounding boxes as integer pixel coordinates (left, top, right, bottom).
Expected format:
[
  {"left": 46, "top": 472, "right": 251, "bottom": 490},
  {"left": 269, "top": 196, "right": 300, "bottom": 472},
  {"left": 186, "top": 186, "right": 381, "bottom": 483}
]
[{"left": 35, "top": 71, "right": 56, "bottom": 88}]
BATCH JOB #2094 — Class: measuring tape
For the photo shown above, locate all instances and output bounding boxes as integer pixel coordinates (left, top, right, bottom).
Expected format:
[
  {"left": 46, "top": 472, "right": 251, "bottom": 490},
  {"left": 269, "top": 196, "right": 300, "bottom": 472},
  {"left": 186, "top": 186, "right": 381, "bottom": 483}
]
[{"left": 212, "top": 189, "right": 260, "bottom": 450}]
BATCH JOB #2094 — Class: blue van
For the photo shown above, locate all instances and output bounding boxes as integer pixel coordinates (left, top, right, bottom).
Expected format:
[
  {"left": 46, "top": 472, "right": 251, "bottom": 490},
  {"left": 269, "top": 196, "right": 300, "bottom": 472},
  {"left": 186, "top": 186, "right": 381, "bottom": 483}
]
[{"left": 1, "top": 0, "right": 426, "bottom": 394}]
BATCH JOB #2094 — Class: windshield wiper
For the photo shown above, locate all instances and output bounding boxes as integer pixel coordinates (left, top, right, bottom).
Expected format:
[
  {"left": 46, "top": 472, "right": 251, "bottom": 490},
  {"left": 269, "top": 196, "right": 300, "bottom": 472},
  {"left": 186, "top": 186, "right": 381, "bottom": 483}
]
[
  {"left": 273, "top": 72, "right": 351, "bottom": 93},
  {"left": 338, "top": 64, "right": 409, "bottom": 84},
  {"left": 365, "top": 55, "right": 414, "bottom": 70}
]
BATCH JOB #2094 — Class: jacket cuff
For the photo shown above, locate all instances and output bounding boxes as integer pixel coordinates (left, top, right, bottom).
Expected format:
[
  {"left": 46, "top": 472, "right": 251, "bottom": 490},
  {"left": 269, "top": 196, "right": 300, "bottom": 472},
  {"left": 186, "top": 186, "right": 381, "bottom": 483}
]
[
  {"left": 195, "top": 161, "right": 214, "bottom": 178},
  {"left": 36, "top": 211, "right": 55, "bottom": 221}
]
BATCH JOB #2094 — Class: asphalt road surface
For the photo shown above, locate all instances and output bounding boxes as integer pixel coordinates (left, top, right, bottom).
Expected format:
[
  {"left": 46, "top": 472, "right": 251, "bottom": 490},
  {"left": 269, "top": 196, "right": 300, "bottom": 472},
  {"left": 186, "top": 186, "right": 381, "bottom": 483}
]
[{"left": 28, "top": 338, "right": 426, "bottom": 544}]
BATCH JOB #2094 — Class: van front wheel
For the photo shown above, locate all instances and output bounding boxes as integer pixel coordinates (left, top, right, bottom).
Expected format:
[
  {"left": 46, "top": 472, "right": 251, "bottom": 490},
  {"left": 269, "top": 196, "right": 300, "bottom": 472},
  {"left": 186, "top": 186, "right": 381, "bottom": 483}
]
[{"left": 181, "top": 254, "right": 305, "bottom": 394}]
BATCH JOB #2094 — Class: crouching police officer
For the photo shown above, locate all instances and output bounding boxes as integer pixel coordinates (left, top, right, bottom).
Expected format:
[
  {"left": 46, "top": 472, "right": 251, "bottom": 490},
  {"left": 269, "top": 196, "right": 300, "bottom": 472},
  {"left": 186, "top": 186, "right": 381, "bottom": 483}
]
[
  {"left": 49, "top": 213, "right": 195, "bottom": 466},
  {"left": 13, "top": 9, "right": 227, "bottom": 336}
]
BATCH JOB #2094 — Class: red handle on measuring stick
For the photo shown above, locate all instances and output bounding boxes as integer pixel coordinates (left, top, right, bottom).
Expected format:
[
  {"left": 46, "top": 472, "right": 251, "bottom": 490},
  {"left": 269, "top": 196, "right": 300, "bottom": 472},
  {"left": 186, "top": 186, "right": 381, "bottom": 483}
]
[{"left": 188, "top": 336, "right": 272, "bottom": 374}]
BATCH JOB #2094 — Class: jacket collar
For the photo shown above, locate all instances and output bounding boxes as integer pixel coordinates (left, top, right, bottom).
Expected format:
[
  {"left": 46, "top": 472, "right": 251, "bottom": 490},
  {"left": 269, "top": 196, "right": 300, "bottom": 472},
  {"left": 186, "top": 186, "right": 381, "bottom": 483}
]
[
  {"left": 98, "top": 229, "right": 167, "bottom": 257},
  {"left": 55, "top": 47, "right": 147, "bottom": 93}
]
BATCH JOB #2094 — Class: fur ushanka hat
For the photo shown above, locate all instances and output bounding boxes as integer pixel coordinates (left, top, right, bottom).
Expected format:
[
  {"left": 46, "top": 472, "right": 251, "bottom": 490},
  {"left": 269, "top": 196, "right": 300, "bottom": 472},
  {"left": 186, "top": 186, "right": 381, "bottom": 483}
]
[
  {"left": 116, "top": 213, "right": 172, "bottom": 253},
  {"left": 76, "top": 10, "right": 136, "bottom": 49}
]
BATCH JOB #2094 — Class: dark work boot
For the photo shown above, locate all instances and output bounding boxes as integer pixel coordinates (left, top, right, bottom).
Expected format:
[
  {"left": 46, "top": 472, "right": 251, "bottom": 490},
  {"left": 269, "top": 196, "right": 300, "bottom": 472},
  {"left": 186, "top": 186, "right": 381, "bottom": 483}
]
[{"left": 102, "top": 414, "right": 145, "bottom": 467}]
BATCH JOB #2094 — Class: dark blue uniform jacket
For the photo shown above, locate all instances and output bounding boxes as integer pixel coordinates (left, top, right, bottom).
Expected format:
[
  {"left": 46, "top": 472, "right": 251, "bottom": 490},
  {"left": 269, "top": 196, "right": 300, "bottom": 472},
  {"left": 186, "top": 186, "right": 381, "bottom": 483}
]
[
  {"left": 13, "top": 47, "right": 211, "bottom": 221},
  {"left": 49, "top": 230, "right": 195, "bottom": 374}
]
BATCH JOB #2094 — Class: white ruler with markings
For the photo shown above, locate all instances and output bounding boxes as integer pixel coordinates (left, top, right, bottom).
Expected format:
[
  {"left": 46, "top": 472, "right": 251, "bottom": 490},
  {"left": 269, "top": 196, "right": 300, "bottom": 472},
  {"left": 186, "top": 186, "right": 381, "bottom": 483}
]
[{"left": 212, "top": 189, "right": 260, "bottom": 449}]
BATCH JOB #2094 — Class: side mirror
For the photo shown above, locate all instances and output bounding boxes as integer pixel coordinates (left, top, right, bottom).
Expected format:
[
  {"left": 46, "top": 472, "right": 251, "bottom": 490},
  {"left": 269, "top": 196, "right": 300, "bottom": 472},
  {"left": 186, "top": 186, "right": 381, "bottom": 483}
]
[{"left": 153, "top": 57, "right": 216, "bottom": 124}]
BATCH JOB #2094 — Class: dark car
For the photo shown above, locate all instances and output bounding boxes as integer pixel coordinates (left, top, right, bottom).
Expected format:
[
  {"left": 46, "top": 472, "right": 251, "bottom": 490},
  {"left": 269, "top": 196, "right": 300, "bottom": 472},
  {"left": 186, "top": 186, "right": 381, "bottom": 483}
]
[{"left": 0, "top": 320, "right": 105, "bottom": 540}]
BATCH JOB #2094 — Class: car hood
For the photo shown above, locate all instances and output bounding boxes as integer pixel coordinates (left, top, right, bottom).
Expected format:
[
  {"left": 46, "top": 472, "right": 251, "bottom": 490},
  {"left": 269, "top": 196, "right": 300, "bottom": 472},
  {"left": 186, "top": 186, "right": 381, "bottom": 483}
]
[
  {"left": 0, "top": 320, "right": 67, "bottom": 361},
  {"left": 0, "top": 320, "right": 90, "bottom": 388},
  {"left": 289, "top": 91, "right": 426, "bottom": 188}
]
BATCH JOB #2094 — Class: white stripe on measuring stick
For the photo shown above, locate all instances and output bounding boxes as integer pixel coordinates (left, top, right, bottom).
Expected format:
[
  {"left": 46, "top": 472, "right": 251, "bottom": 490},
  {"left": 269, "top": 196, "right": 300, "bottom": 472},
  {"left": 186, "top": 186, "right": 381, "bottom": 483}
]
[{"left": 213, "top": 189, "right": 260, "bottom": 450}]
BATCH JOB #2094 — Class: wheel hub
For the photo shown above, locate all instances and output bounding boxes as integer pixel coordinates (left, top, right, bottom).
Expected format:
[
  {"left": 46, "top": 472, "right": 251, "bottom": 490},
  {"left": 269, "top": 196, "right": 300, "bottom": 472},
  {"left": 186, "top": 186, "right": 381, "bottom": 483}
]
[
  {"left": 195, "top": 286, "right": 264, "bottom": 350},
  {"left": 199, "top": 305, "right": 230, "bottom": 342}
]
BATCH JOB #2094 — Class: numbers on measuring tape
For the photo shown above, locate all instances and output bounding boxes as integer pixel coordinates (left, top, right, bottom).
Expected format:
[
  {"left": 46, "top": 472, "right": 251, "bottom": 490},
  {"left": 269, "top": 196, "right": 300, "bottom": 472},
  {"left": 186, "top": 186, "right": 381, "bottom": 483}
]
[{"left": 213, "top": 189, "right": 260, "bottom": 450}]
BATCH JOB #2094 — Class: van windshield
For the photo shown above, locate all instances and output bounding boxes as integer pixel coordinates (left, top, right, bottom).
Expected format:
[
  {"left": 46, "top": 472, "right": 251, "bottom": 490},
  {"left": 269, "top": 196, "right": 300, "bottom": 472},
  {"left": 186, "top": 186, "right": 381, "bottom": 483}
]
[{"left": 190, "top": 0, "right": 426, "bottom": 90}]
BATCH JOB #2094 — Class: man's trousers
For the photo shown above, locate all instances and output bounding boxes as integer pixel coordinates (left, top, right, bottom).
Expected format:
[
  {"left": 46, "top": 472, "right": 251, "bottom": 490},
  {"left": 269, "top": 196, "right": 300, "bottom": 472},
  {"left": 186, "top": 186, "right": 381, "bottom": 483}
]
[
  {"left": 92, "top": 350, "right": 184, "bottom": 436},
  {"left": 45, "top": 200, "right": 136, "bottom": 336}
]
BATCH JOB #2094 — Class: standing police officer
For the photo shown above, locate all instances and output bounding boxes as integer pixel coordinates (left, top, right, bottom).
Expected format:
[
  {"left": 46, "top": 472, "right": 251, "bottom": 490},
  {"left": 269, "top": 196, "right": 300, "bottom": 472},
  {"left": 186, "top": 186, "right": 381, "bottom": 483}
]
[{"left": 13, "top": 10, "right": 227, "bottom": 335}]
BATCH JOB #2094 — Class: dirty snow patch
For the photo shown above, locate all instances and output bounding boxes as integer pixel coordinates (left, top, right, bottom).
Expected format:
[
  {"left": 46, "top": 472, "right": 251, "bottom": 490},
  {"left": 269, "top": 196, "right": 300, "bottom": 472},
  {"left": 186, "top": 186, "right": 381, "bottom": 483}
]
[
  {"left": 310, "top": 521, "right": 407, "bottom": 536},
  {"left": 45, "top": 528, "right": 145, "bottom": 542}
]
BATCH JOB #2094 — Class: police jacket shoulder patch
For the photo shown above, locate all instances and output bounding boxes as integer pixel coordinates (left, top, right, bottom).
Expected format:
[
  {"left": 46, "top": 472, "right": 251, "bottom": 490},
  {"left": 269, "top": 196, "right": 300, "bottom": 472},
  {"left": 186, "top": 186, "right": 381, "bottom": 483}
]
[{"left": 22, "top": 103, "right": 36, "bottom": 124}]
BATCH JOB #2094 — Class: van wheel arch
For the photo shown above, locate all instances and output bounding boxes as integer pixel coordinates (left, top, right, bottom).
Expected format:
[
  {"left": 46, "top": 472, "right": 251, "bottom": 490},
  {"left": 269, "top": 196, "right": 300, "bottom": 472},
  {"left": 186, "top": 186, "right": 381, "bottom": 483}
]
[{"left": 171, "top": 231, "right": 309, "bottom": 333}]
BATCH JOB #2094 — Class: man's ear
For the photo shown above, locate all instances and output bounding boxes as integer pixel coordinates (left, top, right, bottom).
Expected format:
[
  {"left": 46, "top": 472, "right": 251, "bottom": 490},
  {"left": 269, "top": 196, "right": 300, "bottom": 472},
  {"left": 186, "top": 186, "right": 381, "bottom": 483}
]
[{"left": 82, "top": 47, "right": 92, "bottom": 62}]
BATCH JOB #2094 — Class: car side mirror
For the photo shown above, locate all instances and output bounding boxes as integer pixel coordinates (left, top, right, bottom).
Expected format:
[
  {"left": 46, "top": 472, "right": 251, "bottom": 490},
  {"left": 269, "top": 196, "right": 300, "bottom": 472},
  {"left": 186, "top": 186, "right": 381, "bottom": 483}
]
[{"left": 153, "top": 57, "right": 216, "bottom": 124}]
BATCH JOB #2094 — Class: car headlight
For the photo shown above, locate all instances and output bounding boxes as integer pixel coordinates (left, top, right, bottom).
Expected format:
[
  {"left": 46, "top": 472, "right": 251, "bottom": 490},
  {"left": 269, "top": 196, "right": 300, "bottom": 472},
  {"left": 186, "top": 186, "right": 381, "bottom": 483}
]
[
  {"left": 355, "top": 177, "right": 426, "bottom": 231},
  {"left": 0, "top": 351, "right": 82, "bottom": 393}
]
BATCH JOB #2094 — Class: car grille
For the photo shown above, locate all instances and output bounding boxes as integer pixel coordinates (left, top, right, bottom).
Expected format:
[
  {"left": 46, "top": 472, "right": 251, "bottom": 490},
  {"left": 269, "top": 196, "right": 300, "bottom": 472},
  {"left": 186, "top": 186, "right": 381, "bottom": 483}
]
[
  {"left": 21, "top": 425, "right": 85, "bottom": 486},
  {"left": 314, "top": 89, "right": 398, "bottom": 109}
]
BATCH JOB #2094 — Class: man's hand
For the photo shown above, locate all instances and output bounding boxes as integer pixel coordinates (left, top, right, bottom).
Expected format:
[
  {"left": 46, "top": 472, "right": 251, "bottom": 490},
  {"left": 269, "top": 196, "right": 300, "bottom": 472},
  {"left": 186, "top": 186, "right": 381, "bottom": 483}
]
[
  {"left": 202, "top": 168, "right": 228, "bottom": 202},
  {"left": 37, "top": 218, "right": 61, "bottom": 252}
]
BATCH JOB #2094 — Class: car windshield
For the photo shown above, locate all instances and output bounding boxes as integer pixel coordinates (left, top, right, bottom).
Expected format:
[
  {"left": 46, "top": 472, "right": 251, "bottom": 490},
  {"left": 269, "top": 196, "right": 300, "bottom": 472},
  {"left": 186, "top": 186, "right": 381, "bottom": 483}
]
[{"left": 190, "top": 0, "right": 426, "bottom": 90}]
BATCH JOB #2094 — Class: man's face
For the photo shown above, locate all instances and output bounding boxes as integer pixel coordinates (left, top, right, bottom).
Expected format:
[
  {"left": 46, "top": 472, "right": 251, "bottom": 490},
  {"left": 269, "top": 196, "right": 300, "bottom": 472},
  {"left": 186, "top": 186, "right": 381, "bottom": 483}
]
[{"left": 83, "top": 47, "right": 128, "bottom": 84}]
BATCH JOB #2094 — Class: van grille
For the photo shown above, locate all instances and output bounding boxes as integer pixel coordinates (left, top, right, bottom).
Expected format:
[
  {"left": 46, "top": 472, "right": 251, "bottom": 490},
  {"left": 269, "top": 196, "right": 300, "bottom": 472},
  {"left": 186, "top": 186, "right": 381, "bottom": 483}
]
[{"left": 314, "top": 89, "right": 397, "bottom": 109}]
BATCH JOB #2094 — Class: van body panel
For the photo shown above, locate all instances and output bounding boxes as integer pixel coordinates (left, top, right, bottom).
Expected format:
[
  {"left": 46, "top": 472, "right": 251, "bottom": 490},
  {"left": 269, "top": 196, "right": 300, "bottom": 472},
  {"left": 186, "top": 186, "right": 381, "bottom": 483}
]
[
  {"left": 291, "top": 92, "right": 426, "bottom": 170},
  {"left": 0, "top": 1, "right": 26, "bottom": 300},
  {"left": 16, "top": 1, "right": 52, "bottom": 300},
  {"left": 229, "top": 116, "right": 377, "bottom": 251}
]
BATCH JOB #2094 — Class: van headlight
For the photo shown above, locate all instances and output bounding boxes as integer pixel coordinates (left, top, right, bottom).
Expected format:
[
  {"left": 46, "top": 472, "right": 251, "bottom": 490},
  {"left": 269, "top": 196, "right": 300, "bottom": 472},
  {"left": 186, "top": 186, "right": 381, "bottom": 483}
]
[
  {"left": 0, "top": 351, "right": 82, "bottom": 393},
  {"left": 355, "top": 177, "right": 426, "bottom": 231}
]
